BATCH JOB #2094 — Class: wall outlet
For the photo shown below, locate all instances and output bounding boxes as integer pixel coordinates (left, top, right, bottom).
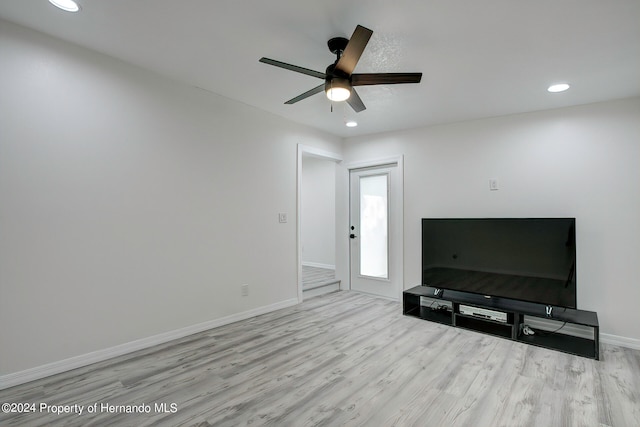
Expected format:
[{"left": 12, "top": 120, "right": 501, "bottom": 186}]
[
  {"left": 241, "top": 284, "right": 249, "bottom": 296},
  {"left": 278, "top": 213, "right": 287, "bottom": 223}
]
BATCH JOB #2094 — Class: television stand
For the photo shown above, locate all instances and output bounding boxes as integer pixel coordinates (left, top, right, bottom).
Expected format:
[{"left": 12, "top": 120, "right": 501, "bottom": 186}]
[{"left": 403, "top": 285, "right": 599, "bottom": 360}]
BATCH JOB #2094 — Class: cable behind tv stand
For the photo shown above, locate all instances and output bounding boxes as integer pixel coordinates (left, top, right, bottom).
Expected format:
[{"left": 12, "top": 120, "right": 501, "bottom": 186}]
[{"left": 403, "top": 285, "right": 599, "bottom": 360}]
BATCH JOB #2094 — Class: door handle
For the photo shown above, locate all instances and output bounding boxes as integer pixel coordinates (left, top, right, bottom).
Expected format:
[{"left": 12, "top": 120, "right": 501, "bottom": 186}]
[{"left": 350, "top": 234, "right": 357, "bottom": 239}]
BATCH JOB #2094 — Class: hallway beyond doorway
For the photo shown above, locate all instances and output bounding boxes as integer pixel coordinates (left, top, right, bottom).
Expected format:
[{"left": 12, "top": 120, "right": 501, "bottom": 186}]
[{"left": 302, "top": 265, "right": 340, "bottom": 298}]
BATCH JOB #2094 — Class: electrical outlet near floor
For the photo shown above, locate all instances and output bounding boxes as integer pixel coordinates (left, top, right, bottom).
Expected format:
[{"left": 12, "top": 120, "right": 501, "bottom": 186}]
[{"left": 241, "top": 284, "right": 249, "bottom": 296}]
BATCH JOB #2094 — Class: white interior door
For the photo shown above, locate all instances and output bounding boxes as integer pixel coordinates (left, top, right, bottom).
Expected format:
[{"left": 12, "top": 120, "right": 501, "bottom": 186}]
[{"left": 349, "top": 163, "right": 402, "bottom": 299}]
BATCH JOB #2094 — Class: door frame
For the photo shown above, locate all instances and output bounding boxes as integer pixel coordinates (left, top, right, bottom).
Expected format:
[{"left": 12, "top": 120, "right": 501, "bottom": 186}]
[
  {"left": 296, "top": 144, "right": 343, "bottom": 303},
  {"left": 346, "top": 156, "right": 404, "bottom": 300}
]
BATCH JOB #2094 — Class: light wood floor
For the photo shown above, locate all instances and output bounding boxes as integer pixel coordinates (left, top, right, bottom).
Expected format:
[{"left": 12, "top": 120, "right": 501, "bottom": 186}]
[{"left": 1, "top": 291, "right": 639, "bottom": 427}]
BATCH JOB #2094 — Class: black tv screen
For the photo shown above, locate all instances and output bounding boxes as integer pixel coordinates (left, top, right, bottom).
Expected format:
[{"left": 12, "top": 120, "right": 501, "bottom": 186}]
[{"left": 422, "top": 218, "right": 576, "bottom": 309}]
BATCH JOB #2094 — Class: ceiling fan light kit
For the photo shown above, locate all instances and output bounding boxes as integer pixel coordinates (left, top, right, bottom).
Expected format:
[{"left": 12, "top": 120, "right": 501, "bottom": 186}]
[
  {"left": 259, "top": 25, "right": 422, "bottom": 113},
  {"left": 326, "top": 78, "right": 351, "bottom": 101}
]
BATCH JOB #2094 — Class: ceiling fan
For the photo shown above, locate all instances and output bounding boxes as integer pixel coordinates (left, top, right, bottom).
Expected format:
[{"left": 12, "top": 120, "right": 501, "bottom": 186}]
[{"left": 259, "top": 25, "right": 422, "bottom": 113}]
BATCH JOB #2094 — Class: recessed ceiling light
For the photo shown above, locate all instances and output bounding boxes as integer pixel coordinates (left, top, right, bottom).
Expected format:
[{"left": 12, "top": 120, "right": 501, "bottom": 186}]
[
  {"left": 49, "top": 0, "right": 80, "bottom": 12},
  {"left": 548, "top": 83, "right": 570, "bottom": 93},
  {"left": 345, "top": 121, "right": 358, "bottom": 127}
]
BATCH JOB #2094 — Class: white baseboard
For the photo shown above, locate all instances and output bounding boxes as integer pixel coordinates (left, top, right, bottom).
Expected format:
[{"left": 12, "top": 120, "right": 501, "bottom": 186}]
[
  {"left": 600, "top": 333, "right": 640, "bottom": 350},
  {"left": 0, "top": 298, "right": 298, "bottom": 390},
  {"left": 301, "top": 262, "right": 336, "bottom": 270}
]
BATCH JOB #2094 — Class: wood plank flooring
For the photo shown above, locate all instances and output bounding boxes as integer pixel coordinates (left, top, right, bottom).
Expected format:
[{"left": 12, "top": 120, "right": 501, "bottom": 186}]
[{"left": 1, "top": 291, "right": 639, "bottom": 427}]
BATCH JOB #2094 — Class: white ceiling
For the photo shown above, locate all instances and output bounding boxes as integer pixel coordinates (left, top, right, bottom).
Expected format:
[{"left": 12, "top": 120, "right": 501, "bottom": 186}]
[{"left": 1, "top": 0, "right": 639, "bottom": 137}]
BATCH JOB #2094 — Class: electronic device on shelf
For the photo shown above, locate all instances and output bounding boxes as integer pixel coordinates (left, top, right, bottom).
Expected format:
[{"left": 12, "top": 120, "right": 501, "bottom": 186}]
[{"left": 459, "top": 304, "right": 507, "bottom": 323}]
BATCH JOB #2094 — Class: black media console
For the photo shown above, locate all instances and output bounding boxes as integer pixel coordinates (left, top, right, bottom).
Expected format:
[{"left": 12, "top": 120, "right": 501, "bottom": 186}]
[{"left": 403, "top": 285, "right": 599, "bottom": 360}]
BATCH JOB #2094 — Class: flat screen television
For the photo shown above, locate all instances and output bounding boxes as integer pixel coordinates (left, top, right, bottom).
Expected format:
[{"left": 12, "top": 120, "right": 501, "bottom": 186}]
[{"left": 422, "top": 218, "right": 576, "bottom": 309}]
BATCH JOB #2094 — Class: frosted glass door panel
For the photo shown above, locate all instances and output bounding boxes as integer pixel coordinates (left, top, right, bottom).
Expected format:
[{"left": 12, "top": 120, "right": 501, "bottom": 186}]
[{"left": 359, "top": 174, "right": 389, "bottom": 279}]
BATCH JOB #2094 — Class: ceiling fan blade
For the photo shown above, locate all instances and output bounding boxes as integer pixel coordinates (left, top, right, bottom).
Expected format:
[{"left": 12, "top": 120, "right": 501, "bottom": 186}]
[
  {"left": 259, "top": 57, "right": 326, "bottom": 80},
  {"left": 284, "top": 84, "right": 325, "bottom": 104},
  {"left": 335, "top": 25, "right": 373, "bottom": 76},
  {"left": 346, "top": 88, "right": 366, "bottom": 113},
  {"left": 351, "top": 73, "right": 422, "bottom": 86}
]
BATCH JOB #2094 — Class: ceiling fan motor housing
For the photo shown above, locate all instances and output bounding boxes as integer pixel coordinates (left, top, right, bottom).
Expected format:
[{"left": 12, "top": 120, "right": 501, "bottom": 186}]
[{"left": 325, "top": 63, "right": 349, "bottom": 82}]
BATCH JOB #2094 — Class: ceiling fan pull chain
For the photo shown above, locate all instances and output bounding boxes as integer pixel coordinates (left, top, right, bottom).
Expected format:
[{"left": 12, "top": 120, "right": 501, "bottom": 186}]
[{"left": 330, "top": 81, "right": 333, "bottom": 112}]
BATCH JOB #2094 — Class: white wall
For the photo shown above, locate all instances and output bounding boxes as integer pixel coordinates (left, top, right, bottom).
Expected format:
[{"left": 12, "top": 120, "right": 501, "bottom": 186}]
[
  {"left": 0, "top": 20, "right": 342, "bottom": 377},
  {"left": 301, "top": 156, "right": 336, "bottom": 268},
  {"left": 343, "top": 98, "right": 640, "bottom": 343}
]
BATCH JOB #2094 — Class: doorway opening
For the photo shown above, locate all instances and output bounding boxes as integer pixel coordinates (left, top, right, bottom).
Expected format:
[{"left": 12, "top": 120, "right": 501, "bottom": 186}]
[{"left": 297, "top": 145, "right": 342, "bottom": 301}]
